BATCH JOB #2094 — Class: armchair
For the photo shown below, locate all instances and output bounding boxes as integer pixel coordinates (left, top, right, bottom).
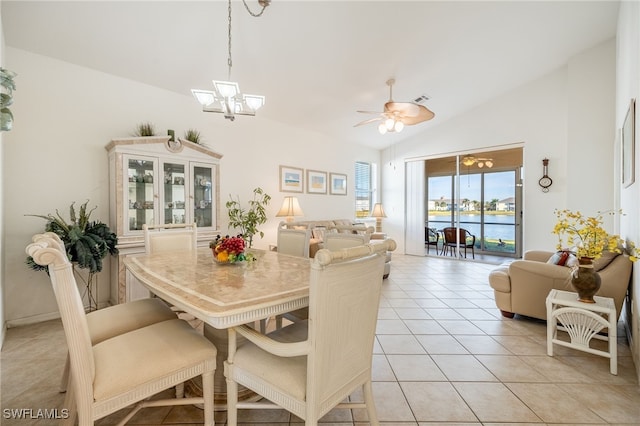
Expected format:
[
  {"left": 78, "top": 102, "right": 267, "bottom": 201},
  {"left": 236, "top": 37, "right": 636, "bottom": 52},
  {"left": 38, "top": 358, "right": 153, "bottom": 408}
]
[{"left": 489, "top": 250, "right": 632, "bottom": 320}]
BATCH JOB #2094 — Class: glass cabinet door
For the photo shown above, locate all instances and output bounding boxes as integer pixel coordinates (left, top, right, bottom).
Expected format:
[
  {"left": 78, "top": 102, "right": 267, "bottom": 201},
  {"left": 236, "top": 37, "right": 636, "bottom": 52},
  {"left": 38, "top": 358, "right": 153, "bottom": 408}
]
[
  {"left": 127, "top": 157, "right": 157, "bottom": 231},
  {"left": 162, "top": 162, "right": 186, "bottom": 224},
  {"left": 192, "top": 163, "right": 215, "bottom": 228}
]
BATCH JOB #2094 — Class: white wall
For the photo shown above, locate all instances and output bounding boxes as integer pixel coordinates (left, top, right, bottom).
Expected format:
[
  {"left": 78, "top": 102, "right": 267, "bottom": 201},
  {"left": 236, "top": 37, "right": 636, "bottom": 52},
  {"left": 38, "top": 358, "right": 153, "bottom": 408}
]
[
  {"left": 381, "top": 39, "right": 616, "bottom": 255},
  {"left": 616, "top": 0, "right": 640, "bottom": 381},
  {"left": 2, "top": 47, "right": 379, "bottom": 325}
]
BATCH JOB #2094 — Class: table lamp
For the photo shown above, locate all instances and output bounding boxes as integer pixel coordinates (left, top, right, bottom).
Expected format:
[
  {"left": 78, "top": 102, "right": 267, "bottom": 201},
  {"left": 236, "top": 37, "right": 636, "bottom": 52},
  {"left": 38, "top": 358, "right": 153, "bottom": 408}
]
[
  {"left": 371, "top": 203, "right": 387, "bottom": 232},
  {"left": 276, "top": 196, "right": 304, "bottom": 223}
]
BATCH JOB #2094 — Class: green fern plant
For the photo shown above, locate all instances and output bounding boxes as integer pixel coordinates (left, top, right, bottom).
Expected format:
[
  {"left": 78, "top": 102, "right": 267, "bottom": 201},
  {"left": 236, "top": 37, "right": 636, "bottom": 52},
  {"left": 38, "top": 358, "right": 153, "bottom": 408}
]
[{"left": 26, "top": 200, "right": 118, "bottom": 274}]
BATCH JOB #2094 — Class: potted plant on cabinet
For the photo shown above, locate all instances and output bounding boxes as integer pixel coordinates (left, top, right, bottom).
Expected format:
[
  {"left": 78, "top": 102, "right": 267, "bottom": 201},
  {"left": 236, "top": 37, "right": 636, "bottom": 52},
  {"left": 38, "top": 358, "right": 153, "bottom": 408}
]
[
  {"left": 26, "top": 200, "right": 118, "bottom": 311},
  {"left": 226, "top": 187, "right": 271, "bottom": 248}
]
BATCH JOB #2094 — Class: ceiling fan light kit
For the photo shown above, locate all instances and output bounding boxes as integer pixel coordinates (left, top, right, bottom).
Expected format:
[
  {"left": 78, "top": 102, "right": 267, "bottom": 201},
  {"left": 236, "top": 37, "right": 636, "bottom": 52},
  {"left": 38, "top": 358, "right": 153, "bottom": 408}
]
[
  {"left": 461, "top": 155, "right": 494, "bottom": 168},
  {"left": 191, "top": 0, "right": 268, "bottom": 121},
  {"left": 355, "top": 78, "right": 435, "bottom": 134}
]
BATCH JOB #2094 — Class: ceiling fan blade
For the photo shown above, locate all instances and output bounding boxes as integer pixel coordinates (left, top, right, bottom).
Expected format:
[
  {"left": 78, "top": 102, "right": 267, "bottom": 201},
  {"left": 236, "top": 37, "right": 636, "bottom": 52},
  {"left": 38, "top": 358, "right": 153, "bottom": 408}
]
[
  {"left": 384, "top": 101, "right": 421, "bottom": 117},
  {"left": 399, "top": 105, "right": 435, "bottom": 125},
  {"left": 356, "top": 110, "right": 384, "bottom": 115},
  {"left": 354, "top": 117, "right": 383, "bottom": 127}
]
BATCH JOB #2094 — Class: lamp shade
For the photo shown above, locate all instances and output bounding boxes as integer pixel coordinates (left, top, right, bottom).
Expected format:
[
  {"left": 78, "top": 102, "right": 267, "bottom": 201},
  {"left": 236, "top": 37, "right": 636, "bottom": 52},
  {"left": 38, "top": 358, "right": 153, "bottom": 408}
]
[
  {"left": 276, "top": 197, "right": 304, "bottom": 221},
  {"left": 370, "top": 203, "right": 387, "bottom": 218}
]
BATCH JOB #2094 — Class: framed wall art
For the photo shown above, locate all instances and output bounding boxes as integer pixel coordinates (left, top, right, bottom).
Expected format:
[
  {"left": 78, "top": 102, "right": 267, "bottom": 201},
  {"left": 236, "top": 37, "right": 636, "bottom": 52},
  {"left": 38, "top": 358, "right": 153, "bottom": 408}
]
[
  {"left": 622, "top": 98, "right": 636, "bottom": 188},
  {"left": 279, "top": 165, "right": 304, "bottom": 193},
  {"left": 329, "top": 172, "right": 347, "bottom": 195},
  {"left": 306, "top": 170, "right": 327, "bottom": 194}
]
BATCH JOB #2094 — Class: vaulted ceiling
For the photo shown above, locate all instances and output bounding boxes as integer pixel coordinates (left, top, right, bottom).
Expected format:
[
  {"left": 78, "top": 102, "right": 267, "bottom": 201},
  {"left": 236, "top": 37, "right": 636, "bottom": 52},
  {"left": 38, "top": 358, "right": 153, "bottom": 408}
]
[{"left": 1, "top": 1, "right": 619, "bottom": 150}]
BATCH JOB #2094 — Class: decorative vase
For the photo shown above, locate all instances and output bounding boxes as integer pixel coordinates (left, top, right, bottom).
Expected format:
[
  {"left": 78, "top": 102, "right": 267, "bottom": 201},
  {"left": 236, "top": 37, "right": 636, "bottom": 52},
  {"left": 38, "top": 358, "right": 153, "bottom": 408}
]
[{"left": 570, "top": 257, "right": 601, "bottom": 303}]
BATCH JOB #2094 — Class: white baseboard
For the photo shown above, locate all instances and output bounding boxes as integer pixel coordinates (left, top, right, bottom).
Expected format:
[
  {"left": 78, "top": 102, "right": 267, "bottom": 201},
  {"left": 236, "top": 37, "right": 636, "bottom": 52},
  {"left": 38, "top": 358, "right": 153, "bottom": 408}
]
[
  {"left": 5, "top": 302, "right": 111, "bottom": 329},
  {"left": 6, "top": 311, "right": 61, "bottom": 328}
]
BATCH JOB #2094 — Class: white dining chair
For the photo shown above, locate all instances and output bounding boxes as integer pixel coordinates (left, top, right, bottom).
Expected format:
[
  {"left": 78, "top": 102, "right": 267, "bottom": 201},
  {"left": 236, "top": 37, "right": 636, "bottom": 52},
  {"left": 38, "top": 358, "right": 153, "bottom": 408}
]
[
  {"left": 143, "top": 222, "right": 198, "bottom": 254},
  {"left": 33, "top": 233, "right": 179, "bottom": 394},
  {"left": 281, "top": 232, "right": 372, "bottom": 327},
  {"left": 277, "top": 227, "right": 311, "bottom": 258},
  {"left": 224, "top": 239, "right": 397, "bottom": 426},
  {"left": 143, "top": 223, "right": 198, "bottom": 315},
  {"left": 27, "top": 233, "right": 217, "bottom": 426}
]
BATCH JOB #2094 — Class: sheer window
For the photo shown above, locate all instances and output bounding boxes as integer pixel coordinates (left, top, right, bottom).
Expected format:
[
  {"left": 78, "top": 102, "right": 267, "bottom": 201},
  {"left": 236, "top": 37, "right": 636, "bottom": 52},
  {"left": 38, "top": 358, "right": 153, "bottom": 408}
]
[{"left": 355, "top": 162, "right": 372, "bottom": 218}]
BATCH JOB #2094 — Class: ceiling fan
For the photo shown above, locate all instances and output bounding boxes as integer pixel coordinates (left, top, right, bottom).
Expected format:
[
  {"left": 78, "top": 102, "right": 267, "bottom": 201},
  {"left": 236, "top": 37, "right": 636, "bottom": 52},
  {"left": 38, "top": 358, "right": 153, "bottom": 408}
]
[
  {"left": 461, "top": 155, "right": 494, "bottom": 168},
  {"left": 355, "top": 78, "right": 435, "bottom": 134}
]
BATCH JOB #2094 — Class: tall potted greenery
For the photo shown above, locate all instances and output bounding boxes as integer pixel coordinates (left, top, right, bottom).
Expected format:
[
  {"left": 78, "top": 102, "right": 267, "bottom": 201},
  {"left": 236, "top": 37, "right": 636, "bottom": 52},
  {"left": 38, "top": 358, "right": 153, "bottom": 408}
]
[
  {"left": 226, "top": 187, "right": 271, "bottom": 247},
  {"left": 26, "top": 200, "right": 118, "bottom": 311},
  {"left": 0, "top": 67, "right": 17, "bottom": 131}
]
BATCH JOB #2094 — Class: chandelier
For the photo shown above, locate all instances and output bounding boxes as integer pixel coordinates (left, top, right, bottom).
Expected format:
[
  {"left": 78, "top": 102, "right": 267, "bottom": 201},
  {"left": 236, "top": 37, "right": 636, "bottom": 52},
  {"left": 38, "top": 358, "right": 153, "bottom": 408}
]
[
  {"left": 191, "top": 0, "right": 269, "bottom": 121},
  {"left": 461, "top": 155, "right": 493, "bottom": 168}
]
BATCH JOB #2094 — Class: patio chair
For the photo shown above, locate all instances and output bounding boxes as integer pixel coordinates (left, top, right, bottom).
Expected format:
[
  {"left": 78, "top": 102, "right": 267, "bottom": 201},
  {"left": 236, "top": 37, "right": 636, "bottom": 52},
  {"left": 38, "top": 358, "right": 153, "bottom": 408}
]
[
  {"left": 442, "top": 227, "right": 476, "bottom": 259},
  {"left": 425, "top": 227, "right": 440, "bottom": 254}
]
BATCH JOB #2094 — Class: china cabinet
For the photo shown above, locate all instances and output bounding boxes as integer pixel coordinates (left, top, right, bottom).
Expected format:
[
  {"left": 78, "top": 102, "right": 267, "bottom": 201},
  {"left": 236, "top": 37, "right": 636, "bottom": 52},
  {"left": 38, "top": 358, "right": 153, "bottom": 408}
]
[{"left": 106, "top": 136, "right": 222, "bottom": 302}]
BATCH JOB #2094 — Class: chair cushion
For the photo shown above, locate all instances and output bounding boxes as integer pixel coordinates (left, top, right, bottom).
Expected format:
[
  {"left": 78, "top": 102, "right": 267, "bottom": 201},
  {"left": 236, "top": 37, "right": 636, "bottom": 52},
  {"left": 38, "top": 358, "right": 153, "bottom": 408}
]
[
  {"left": 86, "top": 298, "right": 176, "bottom": 345},
  {"left": 92, "top": 319, "right": 217, "bottom": 401},
  {"left": 233, "top": 321, "right": 309, "bottom": 401}
]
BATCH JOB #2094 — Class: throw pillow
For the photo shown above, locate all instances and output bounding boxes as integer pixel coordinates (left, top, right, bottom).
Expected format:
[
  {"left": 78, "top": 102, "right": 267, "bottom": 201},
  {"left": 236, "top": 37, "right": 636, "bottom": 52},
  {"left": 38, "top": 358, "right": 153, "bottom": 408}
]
[
  {"left": 547, "top": 250, "right": 573, "bottom": 266},
  {"left": 593, "top": 251, "right": 619, "bottom": 272}
]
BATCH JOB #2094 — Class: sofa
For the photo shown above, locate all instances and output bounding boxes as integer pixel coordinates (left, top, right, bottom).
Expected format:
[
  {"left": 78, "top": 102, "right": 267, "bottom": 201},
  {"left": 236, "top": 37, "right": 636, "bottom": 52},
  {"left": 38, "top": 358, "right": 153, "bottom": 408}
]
[
  {"left": 489, "top": 250, "right": 633, "bottom": 321},
  {"left": 278, "top": 219, "right": 392, "bottom": 278}
]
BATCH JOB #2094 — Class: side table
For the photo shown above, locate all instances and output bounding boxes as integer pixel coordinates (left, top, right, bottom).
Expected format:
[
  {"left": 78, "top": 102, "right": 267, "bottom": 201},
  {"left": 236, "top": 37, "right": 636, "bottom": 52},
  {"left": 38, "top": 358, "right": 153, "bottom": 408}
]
[{"left": 546, "top": 289, "right": 617, "bottom": 374}]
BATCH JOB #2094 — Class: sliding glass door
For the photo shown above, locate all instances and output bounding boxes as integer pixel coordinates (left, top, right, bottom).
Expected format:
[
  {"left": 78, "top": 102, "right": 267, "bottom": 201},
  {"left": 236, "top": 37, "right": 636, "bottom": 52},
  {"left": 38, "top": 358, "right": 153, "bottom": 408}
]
[{"left": 423, "top": 148, "right": 522, "bottom": 258}]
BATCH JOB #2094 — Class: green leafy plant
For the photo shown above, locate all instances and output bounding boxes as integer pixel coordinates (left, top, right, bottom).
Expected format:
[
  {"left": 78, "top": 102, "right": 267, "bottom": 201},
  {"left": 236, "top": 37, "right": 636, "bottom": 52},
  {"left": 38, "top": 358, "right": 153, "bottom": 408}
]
[
  {"left": 0, "top": 67, "right": 17, "bottom": 132},
  {"left": 26, "top": 200, "right": 118, "bottom": 311},
  {"left": 226, "top": 187, "right": 271, "bottom": 247},
  {"left": 184, "top": 128, "right": 202, "bottom": 144},
  {"left": 134, "top": 122, "right": 156, "bottom": 136},
  {"left": 26, "top": 200, "right": 119, "bottom": 273}
]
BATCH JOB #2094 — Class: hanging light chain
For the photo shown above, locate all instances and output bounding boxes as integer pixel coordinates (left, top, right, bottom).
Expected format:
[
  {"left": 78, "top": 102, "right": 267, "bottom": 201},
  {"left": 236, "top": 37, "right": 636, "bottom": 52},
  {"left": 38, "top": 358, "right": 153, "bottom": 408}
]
[
  {"left": 242, "top": 0, "right": 268, "bottom": 17},
  {"left": 227, "top": 0, "right": 233, "bottom": 81}
]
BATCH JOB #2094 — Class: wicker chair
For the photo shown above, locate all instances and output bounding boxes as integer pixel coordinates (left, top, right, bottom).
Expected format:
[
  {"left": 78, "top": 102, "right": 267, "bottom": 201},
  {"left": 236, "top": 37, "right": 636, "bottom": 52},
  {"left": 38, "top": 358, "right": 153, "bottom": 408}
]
[{"left": 442, "top": 227, "right": 476, "bottom": 259}]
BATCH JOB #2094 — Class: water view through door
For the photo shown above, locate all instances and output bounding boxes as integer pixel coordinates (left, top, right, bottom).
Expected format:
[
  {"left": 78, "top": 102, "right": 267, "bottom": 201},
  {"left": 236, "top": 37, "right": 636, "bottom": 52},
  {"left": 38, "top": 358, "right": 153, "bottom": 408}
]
[{"left": 425, "top": 149, "right": 523, "bottom": 258}]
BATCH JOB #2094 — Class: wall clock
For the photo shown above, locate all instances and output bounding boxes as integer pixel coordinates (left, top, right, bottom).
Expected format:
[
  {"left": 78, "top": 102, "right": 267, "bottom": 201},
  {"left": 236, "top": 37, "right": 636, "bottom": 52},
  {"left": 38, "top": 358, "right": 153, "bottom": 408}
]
[{"left": 539, "top": 158, "right": 552, "bottom": 192}]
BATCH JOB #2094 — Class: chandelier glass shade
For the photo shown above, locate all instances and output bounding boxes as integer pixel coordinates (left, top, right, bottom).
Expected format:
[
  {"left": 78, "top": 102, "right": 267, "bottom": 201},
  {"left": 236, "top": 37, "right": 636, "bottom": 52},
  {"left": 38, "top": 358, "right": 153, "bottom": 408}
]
[{"left": 191, "top": 0, "right": 267, "bottom": 120}]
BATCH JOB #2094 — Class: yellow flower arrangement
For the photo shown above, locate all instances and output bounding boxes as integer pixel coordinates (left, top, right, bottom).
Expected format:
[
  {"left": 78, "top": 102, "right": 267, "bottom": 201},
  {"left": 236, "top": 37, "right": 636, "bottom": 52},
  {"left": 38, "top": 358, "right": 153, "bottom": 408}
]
[{"left": 553, "top": 209, "right": 637, "bottom": 262}]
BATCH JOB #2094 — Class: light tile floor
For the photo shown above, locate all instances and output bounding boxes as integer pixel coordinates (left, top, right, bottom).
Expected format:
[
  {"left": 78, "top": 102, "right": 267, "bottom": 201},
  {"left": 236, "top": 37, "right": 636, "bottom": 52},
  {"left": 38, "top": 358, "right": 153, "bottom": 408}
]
[{"left": 2, "top": 254, "right": 640, "bottom": 425}]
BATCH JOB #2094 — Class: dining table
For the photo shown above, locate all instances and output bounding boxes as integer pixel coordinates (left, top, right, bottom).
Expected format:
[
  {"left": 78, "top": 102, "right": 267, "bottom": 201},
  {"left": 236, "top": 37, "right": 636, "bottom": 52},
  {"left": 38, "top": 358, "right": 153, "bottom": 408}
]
[{"left": 123, "top": 246, "right": 312, "bottom": 404}]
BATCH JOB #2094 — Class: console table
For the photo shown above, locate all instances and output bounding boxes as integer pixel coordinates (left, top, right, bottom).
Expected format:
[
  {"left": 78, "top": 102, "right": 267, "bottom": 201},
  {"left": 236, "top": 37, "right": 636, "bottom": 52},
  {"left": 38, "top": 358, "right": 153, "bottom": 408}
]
[{"left": 546, "top": 289, "right": 617, "bottom": 374}]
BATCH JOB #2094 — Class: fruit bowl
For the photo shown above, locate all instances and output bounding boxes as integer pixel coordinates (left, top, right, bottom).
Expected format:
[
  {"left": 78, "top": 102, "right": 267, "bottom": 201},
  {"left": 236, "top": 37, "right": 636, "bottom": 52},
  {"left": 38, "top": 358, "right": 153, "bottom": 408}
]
[{"left": 210, "top": 235, "right": 248, "bottom": 264}]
